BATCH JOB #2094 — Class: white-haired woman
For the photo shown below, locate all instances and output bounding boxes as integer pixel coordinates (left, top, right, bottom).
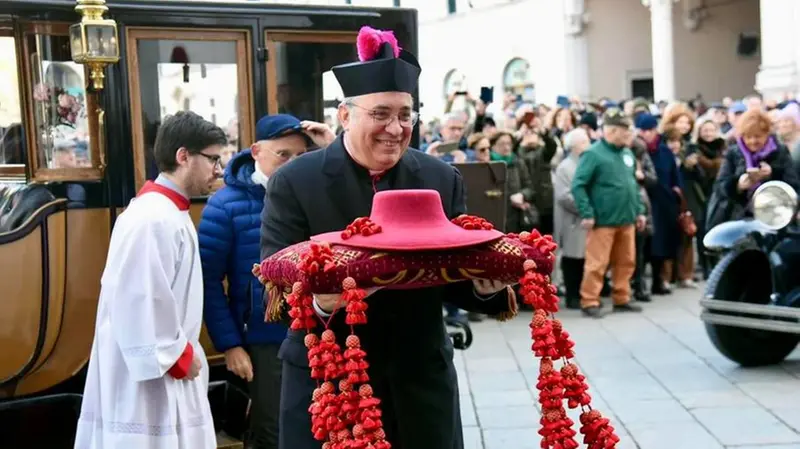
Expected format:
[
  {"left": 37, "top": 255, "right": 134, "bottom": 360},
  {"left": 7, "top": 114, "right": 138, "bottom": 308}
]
[{"left": 552, "top": 128, "right": 591, "bottom": 309}]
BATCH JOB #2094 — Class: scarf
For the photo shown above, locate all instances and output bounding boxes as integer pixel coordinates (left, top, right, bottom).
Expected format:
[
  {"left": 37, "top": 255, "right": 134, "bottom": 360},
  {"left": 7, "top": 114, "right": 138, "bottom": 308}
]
[
  {"left": 646, "top": 135, "right": 660, "bottom": 153},
  {"left": 251, "top": 164, "right": 269, "bottom": 188},
  {"left": 737, "top": 135, "right": 778, "bottom": 169},
  {"left": 697, "top": 138, "right": 724, "bottom": 159},
  {"left": 490, "top": 151, "right": 515, "bottom": 165}
]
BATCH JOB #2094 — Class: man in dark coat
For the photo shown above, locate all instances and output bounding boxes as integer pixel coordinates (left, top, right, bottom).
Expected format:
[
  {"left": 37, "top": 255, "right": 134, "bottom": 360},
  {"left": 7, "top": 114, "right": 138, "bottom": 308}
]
[{"left": 260, "top": 27, "right": 514, "bottom": 449}]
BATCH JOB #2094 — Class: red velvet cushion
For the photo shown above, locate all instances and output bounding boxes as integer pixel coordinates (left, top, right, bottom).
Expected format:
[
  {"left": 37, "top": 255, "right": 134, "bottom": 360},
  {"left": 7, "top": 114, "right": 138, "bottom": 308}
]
[{"left": 254, "top": 233, "right": 555, "bottom": 321}]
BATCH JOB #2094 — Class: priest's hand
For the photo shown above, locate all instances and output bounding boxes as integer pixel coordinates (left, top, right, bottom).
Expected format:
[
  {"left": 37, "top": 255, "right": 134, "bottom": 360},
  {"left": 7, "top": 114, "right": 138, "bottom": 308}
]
[
  {"left": 187, "top": 353, "right": 202, "bottom": 380},
  {"left": 224, "top": 347, "right": 254, "bottom": 382},
  {"left": 473, "top": 279, "right": 507, "bottom": 296},
  {"left": 314, "top": 287, "right": 383, "bottom": 314}
]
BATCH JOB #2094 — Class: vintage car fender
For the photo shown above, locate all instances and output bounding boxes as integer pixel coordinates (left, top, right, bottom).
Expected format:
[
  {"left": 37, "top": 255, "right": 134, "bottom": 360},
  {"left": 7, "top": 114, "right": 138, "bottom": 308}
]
[{"left": 703, "top": 219, "right": 775, "bottom": 251}]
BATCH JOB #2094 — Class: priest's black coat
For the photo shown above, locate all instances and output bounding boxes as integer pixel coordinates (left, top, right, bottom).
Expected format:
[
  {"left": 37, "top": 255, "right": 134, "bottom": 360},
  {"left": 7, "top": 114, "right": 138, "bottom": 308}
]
[{"left": 260, "top": 134, "right": 512, "bottom": 449}]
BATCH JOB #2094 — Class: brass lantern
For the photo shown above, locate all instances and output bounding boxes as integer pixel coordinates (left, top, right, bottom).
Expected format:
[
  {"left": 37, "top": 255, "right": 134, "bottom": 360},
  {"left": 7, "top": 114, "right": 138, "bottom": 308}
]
[{"left": 69, "top": 0, "right": 120, "bottom": 91}]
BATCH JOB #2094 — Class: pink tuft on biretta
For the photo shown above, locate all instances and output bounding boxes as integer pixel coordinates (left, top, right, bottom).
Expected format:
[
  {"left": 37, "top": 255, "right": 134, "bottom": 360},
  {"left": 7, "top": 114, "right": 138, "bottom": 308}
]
[{"left": 356, "top": 25, "right": 401, "bottom": 62}]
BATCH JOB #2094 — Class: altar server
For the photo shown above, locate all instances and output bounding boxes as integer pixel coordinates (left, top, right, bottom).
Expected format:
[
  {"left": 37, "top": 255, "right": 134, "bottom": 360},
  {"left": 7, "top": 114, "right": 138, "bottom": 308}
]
[{"left": 74, "top": 111, "right": 227, "bottom": 449}]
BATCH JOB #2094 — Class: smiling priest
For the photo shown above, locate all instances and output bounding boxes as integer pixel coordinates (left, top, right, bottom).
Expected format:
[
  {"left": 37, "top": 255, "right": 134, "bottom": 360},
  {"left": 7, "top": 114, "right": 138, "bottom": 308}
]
[
  {"left": 74, "top": 111, "right": 227, "bottom": 449},
  {"left": 261, "top": 26, "right": 516, "bottom": 449}
]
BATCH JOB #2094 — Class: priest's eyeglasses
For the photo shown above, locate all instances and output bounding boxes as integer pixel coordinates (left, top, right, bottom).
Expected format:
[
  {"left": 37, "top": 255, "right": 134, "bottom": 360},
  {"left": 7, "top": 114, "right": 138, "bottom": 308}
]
[{"left": 350, "top": 103, "right": 419, "bottom": 128}]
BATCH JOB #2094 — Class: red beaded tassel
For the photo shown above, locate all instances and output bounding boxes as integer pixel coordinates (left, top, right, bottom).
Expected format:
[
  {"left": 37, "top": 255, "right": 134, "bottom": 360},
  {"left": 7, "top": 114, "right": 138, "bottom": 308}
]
[
  {"left": 516, "top": 231, "right": 619, "bottom": 449},
  {"left": 289, "top": 243, "right": 351, "bottom": 446},
  {"left": 339, "top": 276, "right": 390, "bottom": 449}
]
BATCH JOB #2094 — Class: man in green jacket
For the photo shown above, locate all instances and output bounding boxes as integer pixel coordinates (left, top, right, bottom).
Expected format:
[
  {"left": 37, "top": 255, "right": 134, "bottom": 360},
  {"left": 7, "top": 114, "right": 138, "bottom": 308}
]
[{"left": 571, "top": 108, "right": 647, "bottom": 318}]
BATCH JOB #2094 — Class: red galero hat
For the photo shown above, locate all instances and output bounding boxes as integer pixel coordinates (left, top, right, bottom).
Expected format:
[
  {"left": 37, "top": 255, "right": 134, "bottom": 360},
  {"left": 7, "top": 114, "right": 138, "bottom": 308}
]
[{"left": 311, "top": 189, "right": 504, "bottom": 251}]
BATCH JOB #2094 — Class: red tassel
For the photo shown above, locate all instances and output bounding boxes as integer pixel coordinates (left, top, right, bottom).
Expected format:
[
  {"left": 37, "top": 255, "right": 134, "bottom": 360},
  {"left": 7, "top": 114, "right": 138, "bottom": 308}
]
[
  {"left": 552, "top": 320, "right": 576, "bottom": 359},
  {"left": 342, "top": 277, "right": 368, "bottom": 325},
  {"left": 561, "top": 363, "right": 591, "bottom": 410},
  {"left": 353, "top": 384, "right": 390, "bottom": 449},
  {"left": 580, "top": 409, "right": 621, "bottom": 449},
  {"left": 530, "top": 310, "right": 559, "bottom": 359},
  {"left": 343, "top": 334, "right": 370, "bottom": 386},
  {"left": 516, "top": 226, "right": 620, "bottom": 449}
]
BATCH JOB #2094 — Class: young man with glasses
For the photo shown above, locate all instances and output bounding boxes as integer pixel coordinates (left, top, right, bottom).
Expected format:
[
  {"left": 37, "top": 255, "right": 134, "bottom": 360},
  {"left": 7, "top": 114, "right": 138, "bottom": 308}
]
[
  {"left": 260, "top": 27, "right": 515, "bottom": 449},
  {"left": 75, "top": 111, "right": 227, "bottom": 449},
  {"left": 198, "top": 114, "right": 334, "bottom": 449}
]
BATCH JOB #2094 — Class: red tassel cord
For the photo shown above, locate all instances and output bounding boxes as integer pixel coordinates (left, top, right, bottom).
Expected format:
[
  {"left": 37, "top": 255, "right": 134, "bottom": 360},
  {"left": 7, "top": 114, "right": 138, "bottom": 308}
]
[{"left": 516, "top": 230, "right": 619, "bottom": 449}]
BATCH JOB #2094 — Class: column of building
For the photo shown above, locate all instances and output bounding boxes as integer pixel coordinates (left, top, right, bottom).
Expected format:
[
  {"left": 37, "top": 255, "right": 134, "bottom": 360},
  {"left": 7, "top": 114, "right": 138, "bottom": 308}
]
[
  {"left": 562, "top": 0, "right": 590, "bottom": 100},
  {"left": 755, "top": 0, "right": 800, "bottom": 101},
  {"left": 642, "top": 0, "right": 676, "bottom": 102}
]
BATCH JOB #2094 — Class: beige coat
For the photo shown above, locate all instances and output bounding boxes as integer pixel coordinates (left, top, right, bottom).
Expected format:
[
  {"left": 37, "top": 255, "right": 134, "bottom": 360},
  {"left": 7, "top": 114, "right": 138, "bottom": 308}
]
[{"left": 552, "top": 154, "right": 587, "bottom": 259}]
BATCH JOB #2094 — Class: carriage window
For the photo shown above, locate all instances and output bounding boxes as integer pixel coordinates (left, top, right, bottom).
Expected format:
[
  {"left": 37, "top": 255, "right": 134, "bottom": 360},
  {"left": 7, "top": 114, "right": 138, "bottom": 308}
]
[
  {"left": 26, "top": 33, "right": 91, "bottom": 170},
  {"left": 265, "top": 33, "right": 357, "bottom": 132},
  {"left": 0, "top": 34, "right": 26, "bottom": 180},
  {"left": 126, "top": 28, "right": 254, "bottom": 193}
]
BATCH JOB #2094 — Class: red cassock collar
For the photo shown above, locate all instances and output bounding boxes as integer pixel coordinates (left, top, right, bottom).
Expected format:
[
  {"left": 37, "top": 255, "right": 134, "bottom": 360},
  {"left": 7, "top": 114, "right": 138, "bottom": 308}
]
[{"left": 137, "top": 180, "right": 190, "bottom": 211}]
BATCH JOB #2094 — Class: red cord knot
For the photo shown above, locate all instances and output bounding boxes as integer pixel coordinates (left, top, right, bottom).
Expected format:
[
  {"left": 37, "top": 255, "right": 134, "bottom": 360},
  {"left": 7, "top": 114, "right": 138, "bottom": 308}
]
[
  {"left": 451, "top": 214, "right": 494, "bottom": 230},
  {"left": 297, "top": 241, "right": 336, "bottom": 274},
  {"left": 341, "top": 217, "right": 382, "bottom": 239}
]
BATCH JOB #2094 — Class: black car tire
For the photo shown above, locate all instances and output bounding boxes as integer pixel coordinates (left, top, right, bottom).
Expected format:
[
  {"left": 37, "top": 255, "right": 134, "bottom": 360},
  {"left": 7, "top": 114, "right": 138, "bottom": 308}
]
[{"left": 704, "top": 248, "right": 799, "bottom": 367}]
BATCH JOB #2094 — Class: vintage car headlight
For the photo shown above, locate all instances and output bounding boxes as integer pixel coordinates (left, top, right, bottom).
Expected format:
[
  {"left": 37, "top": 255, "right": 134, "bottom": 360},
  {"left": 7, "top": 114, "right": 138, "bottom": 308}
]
[{"left": 752, "top": 181, "right": 797, "bottom": 230}]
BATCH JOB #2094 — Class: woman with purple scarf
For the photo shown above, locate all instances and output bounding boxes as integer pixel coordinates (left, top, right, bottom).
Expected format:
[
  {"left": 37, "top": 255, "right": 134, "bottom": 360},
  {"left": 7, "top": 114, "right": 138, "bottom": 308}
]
[{"left": 708, "top": 109, "right": 800, "bottom": 228}]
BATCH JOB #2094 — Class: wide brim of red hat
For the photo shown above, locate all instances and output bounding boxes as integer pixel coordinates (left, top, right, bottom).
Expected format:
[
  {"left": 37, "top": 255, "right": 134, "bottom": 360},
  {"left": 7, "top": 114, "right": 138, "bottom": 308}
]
[{"left": 311, "top": 225, "right": 504, "bottom": 251}]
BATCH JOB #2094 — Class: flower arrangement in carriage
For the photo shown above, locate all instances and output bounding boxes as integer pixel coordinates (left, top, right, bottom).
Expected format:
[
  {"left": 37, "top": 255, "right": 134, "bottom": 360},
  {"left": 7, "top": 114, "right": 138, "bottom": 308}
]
[
  {"left": 253, "top": 188, "right": 621, "bottom": 449},
  {"left": 33, "top": 82, "right": 84, "bottom": 128}
]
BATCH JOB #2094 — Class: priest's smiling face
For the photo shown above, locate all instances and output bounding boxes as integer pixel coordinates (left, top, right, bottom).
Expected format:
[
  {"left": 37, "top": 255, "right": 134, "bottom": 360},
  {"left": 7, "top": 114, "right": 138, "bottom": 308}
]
[{"left": 340, "top": 92, "right": 414, "bottom": 171}]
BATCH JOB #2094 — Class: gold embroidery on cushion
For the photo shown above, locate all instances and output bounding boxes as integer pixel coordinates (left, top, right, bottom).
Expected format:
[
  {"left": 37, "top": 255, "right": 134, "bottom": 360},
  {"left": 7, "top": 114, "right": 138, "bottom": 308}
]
[
  {"left": 369, "top": 252, "right": 389, "bottom": 259},
  {"left": 489, "top": 240, "right": 523, "bottom": 256},
  {"left": 457, "top": 268, "right": 486, "bottom": 279},
  {"left": 334, "top": 249, "right": 363, "bottom": 266},
  {"left": 440, "top": 268, "right": 464, "bottom": 283},
  {"left": 372, "top": 269, "right": 408, "bottom": 285},
  {"left": 406, "top": 269, "right": 427, "bottom": 285}
]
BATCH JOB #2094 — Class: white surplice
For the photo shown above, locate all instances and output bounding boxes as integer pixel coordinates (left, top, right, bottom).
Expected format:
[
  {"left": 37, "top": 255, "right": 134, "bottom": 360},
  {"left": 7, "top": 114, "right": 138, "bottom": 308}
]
[{"left": 74, "top": 190, "right": 216, "bottom": 449}]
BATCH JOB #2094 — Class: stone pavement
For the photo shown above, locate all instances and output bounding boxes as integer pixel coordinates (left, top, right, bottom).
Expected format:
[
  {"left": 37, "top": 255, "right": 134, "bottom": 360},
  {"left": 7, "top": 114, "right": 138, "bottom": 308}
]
[{"left": 454, "top": 282, "right": 800, "bottom": 449}]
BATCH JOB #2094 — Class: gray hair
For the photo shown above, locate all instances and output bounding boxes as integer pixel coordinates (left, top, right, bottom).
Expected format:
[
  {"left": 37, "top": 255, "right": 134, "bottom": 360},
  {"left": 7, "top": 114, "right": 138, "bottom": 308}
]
[
  {"left": 443, "top": 111, "right": 467, "bottom": 124},
  {"left": 563, "top": 128, "right": 590, "bottom": 152}
]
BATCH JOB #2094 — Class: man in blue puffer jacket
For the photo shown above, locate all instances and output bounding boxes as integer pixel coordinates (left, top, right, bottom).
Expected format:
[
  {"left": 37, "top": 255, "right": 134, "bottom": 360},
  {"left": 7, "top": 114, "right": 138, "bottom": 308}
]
[{"left": 198, "top": 114, "right": 335, "bottom": 449}]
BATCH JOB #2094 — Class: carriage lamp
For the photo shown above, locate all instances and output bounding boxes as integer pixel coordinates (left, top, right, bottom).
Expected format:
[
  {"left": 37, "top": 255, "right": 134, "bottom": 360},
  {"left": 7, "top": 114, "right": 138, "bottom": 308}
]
[{"left": 69, "top": 0, "right": 120, "bottom": 91}]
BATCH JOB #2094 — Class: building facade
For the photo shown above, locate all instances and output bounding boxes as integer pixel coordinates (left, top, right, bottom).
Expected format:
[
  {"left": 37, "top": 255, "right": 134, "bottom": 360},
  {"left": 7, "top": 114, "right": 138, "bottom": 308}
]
[{"left": 198, "top": 0, "right": 799, "bottom": 116}]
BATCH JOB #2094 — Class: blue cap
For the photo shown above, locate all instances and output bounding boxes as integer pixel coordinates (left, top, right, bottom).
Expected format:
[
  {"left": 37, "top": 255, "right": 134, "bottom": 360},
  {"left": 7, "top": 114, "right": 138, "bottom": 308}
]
[
  {"left": 729, "top": 101, "right": 747, "bottom": 114},
  {"left": 634, "top": 113, "right": 658, "bottom": 131},
  {"left": 255, "top": 114, "right": 303, "bottom": 141}
]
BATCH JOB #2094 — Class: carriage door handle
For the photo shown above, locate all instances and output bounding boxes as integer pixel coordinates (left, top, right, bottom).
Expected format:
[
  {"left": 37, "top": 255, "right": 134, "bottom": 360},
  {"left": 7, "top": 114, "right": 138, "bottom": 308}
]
[{"left": 485, "top": 189, "right": 502, "bottom": 198}]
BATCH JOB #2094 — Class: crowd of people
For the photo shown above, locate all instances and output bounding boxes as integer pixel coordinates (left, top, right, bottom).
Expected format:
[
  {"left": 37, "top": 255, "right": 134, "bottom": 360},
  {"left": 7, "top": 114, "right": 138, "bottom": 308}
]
[
  {"left": 70, "top": 22, "right": 800, "bottom": 449},
  {"left": 420, "top": 92, "right": 800, "bottom": 319}
]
